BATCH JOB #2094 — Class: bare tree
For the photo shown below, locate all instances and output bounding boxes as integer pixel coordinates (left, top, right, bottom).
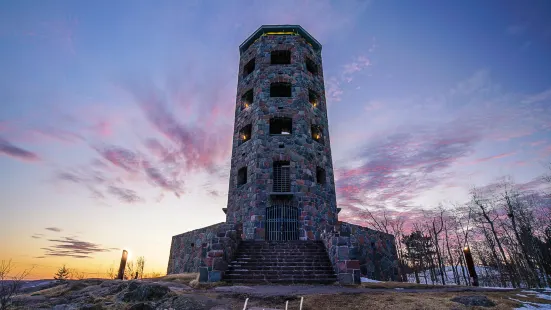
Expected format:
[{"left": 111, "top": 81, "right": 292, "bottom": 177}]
[
  {"left": 106, "top": 265, "right": 117, "bottom": 280},
  {"left": 428, "top": 208, "right": 446, "bottom": 285},
  {"left": 136, "top": 257, "right": 146, "bottom": 280},
  {"left": 70, "top": 269, "right": 86, "bottom": 280},
  {"left": 0, "top": 260, "right": 32, "bottom": 310},
  {"left": 471, "top": 187, "right": 518, "bottom": 287}
]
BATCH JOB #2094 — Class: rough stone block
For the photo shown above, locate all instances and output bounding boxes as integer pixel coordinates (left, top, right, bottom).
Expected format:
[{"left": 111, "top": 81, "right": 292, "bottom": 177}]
[
  {"left": 353, "top": 269, "right": 361, "bottom": 284},
  {"left": 199, "top": 267, "right": 208, "bottom": 282},
  {"left": 338, "top": 273, "right": 354, "bottom": 284},
  {"left": 337, "top": 246, "right": 349, "bottom": 260},
  {"left": 208, "top": 271, "right": 222, "bottom": 282},
  {"left": 208, "top": 250, "right": 224, "bottom": 258},
  {"left": 337, "top": 236, "right": 349, "bottom": 246},
  {"left": 213, "top": 258, "right": 228, "bottom": 271},
  {"left": 346, "top": 260, "right": 360, "bottom": 269}
]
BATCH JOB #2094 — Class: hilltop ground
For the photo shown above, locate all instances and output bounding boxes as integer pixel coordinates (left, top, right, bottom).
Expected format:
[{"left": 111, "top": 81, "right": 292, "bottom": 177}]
[{"left": 5, "top": 274, "right": 551, "bottom": 310}]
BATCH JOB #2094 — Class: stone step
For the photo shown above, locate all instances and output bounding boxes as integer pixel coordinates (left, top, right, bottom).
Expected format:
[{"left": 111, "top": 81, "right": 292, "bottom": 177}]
[
  {"left": 233, "top": 256, "right": 330, "bottom": 260},
  {"left": 225, "top": 273, "right": 337, "bottom": 279},
  {"left": 225, "top": 241, "right": 335, "bottom": 284},
  {"left": 228, "top": 263, "right": 333, "bottom": 268},
  {"left": 237, "top": 248, "right": 326, "bottom": 252},
  {"left": 231, "top": 258, "right": 331, "bottom": 263},
  {"left": 236, "top": 248, "right": 326, "bottom": 252},
  {"left": 226, "top": 269, "right": 334, "bottom": 275},
  {"left": 237, "top": 247, "right": 326, "bottom": 250},
  {"left": 223, "top": 278, "right": 338, "bottom": 284},
  {"left": 238, "top": 243, "right": 325, "bottom": 247},
  {"left": 227, "top": 265, "right": 335, "bottom": 270}
]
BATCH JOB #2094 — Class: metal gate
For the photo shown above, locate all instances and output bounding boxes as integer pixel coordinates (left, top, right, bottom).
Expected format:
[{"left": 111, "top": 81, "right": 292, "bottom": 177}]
[{"left": 266, "top": 200, "right": 299, "bottom": 241}]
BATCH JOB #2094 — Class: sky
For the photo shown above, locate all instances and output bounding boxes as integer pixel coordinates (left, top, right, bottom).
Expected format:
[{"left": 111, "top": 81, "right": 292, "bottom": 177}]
[{"left": 1, "top": 0, "right": 550, "bottom": 280}]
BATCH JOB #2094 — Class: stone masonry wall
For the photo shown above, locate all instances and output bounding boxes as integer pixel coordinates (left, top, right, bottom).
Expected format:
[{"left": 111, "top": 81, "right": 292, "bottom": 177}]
[
  {"left": 322, "top": 221, "right": 399, "bottom": 284},
  {"left": 167, "top": 223, "right": 242, "bottom": 282},
  {"left": 225, "top": 32, "right": 338, "bottom": 241}
]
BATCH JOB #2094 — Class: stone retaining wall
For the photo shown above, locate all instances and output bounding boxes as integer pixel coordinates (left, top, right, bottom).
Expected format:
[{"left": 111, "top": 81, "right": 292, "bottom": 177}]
[
  {"left": 322, "top": 221, "right": 399, "bottom": 284},
  {"left": 167, "top": 222, "right": 242, "bottom": 282}
]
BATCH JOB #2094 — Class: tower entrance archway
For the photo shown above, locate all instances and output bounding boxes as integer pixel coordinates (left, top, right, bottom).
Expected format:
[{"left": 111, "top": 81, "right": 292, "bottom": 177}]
[{"left": 266, "top": 199, "right": 299, "bottom": 241}]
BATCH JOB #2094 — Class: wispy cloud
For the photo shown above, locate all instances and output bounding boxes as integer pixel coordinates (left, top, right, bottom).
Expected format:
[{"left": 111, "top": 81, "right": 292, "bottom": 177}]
[
  {"left": 325, "top": 54, "right": 373, "bottom": 103},
  {"left": 45, "top": 227, "right": 62, "bottom": 232},
  {"left": 506, "top": 24, "right": 527, "bottom": 36},
  {"left": 107, "top": 185, "right": 144, "bottom": 204},
  {"left": 336, "top": 120, "right": 480, "bottom": 212},
  {"left": 334, "top": 69, "right": 551, "bottom": 219},
  {"left": 0, "top": 137, "right": 40, "bottom": 162},
  {"left": 41, "top": 236, "right": 114, "bottom": 259},
  {"left": 469, "top": 152, "right": 516, "bottom": 164}
]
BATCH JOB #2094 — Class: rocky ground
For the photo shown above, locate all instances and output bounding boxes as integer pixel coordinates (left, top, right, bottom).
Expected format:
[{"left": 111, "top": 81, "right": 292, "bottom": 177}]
[{"left": 5, "top": 276, "right": 551, "bottom": 309}]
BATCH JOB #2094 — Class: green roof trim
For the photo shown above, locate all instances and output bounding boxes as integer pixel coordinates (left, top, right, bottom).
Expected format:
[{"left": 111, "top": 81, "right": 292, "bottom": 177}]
[{"left": 239, "top": 25, "right": 322, "bottom": 53}]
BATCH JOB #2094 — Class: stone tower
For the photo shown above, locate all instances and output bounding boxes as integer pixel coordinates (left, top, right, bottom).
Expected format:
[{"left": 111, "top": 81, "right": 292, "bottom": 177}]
[
  {"left": 167, "top": 25, "right": 398, "bottom": 284},
  {"left": 224, "top": 25, "right": 338, "bottom": 241}
]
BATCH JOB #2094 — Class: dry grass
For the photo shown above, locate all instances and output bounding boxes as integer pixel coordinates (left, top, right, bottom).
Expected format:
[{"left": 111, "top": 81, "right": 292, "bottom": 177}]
[
  {"left": 300, "top": 292, "right": 524, "bottom": 310},
  {"left": 30, "top": 284, "right": 69, "bottom": 297},
  {"left": 359, "top": 281, "right": 458, "bottom": 289},
  {"left": 508, "top": 291, "right": 551, "bottom": 307},
  {"left": 158, "top": 273, "right": 198, "bottom": 284}
]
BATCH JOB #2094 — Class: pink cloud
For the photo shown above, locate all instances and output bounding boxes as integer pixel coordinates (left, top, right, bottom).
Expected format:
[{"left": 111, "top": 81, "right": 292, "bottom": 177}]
[
  {"left": 90, "top": 121, "right": 112, "bottom": 138},
  {"left": 470, "top": 151, "right": 516, "bottom": 164},
  {"left": 0, "top": 137, "right": 41, "bottom": 162}
]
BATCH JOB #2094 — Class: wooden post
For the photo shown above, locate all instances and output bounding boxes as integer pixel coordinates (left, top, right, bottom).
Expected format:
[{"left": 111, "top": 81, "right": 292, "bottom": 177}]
[
  {"left": 463, "top": 247, "right": 479, "bottom": 286},
  {"left": 117, "top": 250, "right": 128, "bottom": 280}
]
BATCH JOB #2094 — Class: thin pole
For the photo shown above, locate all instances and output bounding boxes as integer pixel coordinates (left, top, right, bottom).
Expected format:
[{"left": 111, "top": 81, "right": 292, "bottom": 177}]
[
  {"left": 300, "top": 297, "right": 304, "bottom": 310},
  {"left": 243, "top": 297, "right": 249, "bottom": 310},
  {"left": 463, "top": 247, "right": 479, "bottom": 286},
  {"left": 117, "top": 250, "right": 128, "bottom": 280}
]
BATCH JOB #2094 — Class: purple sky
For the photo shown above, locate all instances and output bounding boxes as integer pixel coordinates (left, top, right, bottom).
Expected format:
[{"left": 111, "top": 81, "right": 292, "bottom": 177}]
[{"left": 1, "top": 0, "right": 550, "bottom": 278}]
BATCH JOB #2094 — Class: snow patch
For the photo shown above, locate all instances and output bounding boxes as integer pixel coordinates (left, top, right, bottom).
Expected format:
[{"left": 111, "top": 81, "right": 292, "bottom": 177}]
[{"left": 360, "top": 277, "right": 382, "bottom": 283}]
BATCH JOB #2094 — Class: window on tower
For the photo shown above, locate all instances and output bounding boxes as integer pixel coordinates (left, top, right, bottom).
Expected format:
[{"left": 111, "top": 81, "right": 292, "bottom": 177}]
[
  {"left": 273, "top": 161, "right": 291, "bottom": 192},
  {"left": 270, "top": 117, "right": 292, "bottom": 135},
  {"left": 241, "top": 89, "right": 253, "bottom": 110},
  {"left": 311, "top": 125, "right": 324, "bottom": 144},
  {"left": 305, "top": 57, "right": 318, "bottom": 75},
  {"left": 308, "top": 90, "right": 319, "bottom": 108},
  {"left": 243, "top": 58, "right": 255, "bottom": 77},
  {"left": 271, "top": 50, "right": 291, "bottom": 65},
  {"left": 316, "top": 166, "right": 326, "bottom": 185},
  {"left": 239, "top": 124, "right": 252, "bottom": 145},
  {"left": 237, "top": 166, "right": 248, "bottom": 185},
  {"left": 270, "top": 82, "right": 292, "bottom": 97}
]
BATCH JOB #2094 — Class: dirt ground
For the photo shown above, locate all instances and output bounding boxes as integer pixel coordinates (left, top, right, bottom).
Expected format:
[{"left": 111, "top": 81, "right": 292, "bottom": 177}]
[{"left": 7, "top": 275, "right": 551, "bottom": 310}]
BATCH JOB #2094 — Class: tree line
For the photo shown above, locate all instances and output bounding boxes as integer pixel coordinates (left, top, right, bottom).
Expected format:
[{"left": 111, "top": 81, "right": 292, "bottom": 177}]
[{"left": 362, "top": 167, "right": 551, "bottom": 288}]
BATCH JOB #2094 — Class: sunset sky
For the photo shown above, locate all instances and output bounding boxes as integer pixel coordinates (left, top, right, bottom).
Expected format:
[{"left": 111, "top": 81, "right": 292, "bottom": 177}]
[{"left": 1, "top": 0, "right": 550, "bottom": 280}]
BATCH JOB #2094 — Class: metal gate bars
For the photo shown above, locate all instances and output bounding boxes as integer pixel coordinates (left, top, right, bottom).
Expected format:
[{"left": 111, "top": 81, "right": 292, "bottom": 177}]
[
  {"left": 273, "top": 161, "right": 290, "bottom": 192},
  {"left": 266, "top": 200, "right": 299, "bottom": 241}
]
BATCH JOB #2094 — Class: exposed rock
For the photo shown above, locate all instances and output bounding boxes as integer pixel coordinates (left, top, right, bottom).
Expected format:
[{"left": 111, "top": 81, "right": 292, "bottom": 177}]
[
  {"left": 171, "top": 295, "right": 210, "bottom": 310},
  {"left": 52, "top": 304, "right": 77, "bottom": 310},
  {"left": 120, "top": 282, "right": 172, "bottom": 302},
  {"left": 80, "top": 304, "right": 105, "bottom": 310},
  {"left": 451, "top": 295, "right": 496, "bottom": 307},
  {"left": 128, "top": 302, "right": 156, "bottom": 310}
]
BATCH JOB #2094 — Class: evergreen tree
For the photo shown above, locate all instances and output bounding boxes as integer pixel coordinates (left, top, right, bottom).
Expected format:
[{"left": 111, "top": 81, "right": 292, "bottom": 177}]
[{"left": 54, "top": 265, "right": 70, "bottom": 281}]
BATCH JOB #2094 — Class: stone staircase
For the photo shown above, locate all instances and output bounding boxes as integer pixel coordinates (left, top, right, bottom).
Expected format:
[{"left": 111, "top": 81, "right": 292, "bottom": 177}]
[{"left": 224, "top": 240, "right": 337, "bottom": 284}]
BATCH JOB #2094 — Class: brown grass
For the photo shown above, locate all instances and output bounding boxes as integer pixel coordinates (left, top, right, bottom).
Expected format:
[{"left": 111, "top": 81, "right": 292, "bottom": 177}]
[
  {"left": 158, "top": 273, "right": 198, "bottom": 283},
  {"left": 359, "top": 281, "right": 458, "bottom": 289},
  {"left": 300, "top": 292, "right": 524, "bottom": 310},
  {"left": 30, "top": 284, "right": 69, "bottom": 297}
]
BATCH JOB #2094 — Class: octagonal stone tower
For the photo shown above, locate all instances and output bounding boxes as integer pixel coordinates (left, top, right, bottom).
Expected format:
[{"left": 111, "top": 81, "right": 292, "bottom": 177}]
[
  {"left": 225, "top": 25, "right": 338, "bottom": 241},
  {"left": 167, "top": 25, "right": 399, "bottom": 283}
]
